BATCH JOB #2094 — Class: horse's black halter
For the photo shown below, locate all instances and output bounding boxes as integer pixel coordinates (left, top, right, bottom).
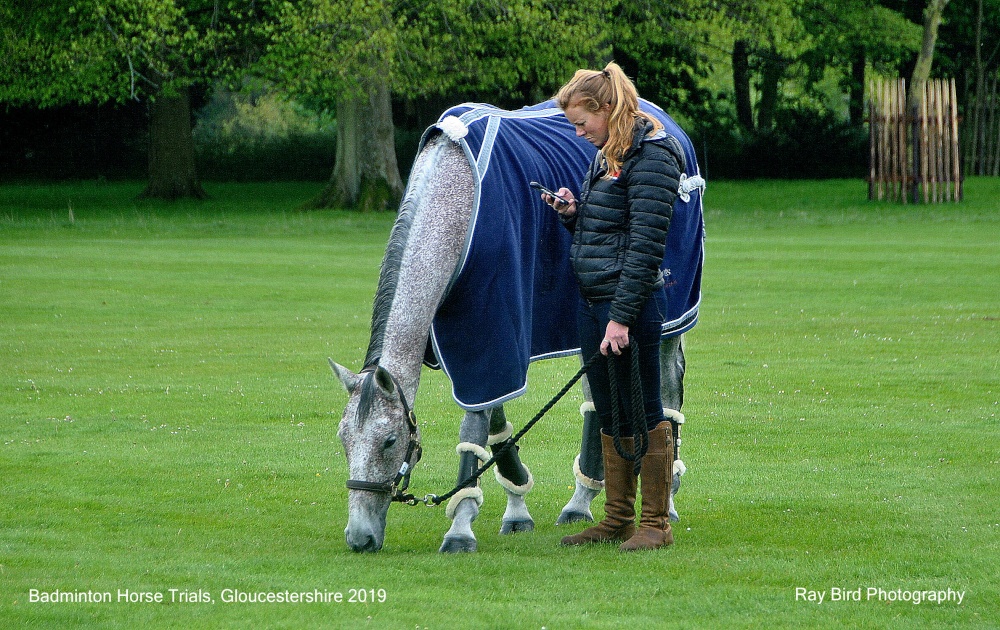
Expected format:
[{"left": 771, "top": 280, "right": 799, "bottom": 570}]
[
  {"left": 343, "top": 343, "right": 641, "bottom": 508},
  {"left": 344, "top": 367, "right": 424, "bottom": 504}
]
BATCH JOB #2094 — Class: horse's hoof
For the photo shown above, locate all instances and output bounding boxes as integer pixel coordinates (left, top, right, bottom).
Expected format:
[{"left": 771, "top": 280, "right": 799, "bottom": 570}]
[
  {"left": 439, "top": 536, "right": 477, "bottom": 553},
  {"left": 556, "top": 510, "right": 594, "bottom": 525},
  {"left": 499, "top": 519, "right": 534, "bottom": 535}
]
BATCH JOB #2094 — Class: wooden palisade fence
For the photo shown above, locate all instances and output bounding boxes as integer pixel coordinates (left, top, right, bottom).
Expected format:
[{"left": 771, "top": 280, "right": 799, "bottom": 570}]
[
  {"left": 964, "top": 72, "right": 1000, "bottom": 176},
  {"left": 869, "top": 77, "right": 962, "bottom": 203}
]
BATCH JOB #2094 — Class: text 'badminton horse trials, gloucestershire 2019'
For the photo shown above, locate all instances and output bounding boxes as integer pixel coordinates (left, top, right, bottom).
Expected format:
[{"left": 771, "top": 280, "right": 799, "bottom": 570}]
[{"left": 330, "top": 100, "right": 705, "bottom": 552}]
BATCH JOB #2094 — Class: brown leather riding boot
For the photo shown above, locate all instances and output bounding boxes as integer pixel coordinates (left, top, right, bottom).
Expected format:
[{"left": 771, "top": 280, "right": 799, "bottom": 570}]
[
  {"left": 561, "top": 432, "right": 637, "bottom": 545},
  {"left": 620, "top": 421, "right": 674, "bottom": 551}
]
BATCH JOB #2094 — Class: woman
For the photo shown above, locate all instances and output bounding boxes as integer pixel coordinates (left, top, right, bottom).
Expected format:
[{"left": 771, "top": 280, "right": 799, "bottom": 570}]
[{"left": 541, "top": 62, "right": 683, "bottom": 551}]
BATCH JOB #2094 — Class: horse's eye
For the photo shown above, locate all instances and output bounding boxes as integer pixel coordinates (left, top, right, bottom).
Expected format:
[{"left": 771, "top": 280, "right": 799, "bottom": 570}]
[{"left": 383, "top": 435, "right": 397, "bottom": 450}]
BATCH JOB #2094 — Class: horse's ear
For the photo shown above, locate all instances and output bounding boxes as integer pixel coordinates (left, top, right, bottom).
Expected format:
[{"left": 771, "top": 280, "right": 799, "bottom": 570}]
[
  {"left": 329, "top": 359, "right": 362, "bottom": 392},
  {"left": 373, "top": 365, "right": 397, "bottom": 399}
]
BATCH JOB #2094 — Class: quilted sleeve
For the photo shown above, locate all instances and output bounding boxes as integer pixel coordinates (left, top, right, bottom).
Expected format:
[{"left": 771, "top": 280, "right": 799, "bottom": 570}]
[{"left": 609, "top": 138, "right": 684, "bottom": 326}]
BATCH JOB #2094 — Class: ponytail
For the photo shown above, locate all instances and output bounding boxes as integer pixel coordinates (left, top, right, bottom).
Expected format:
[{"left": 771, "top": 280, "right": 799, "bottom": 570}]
[{"left": 556, "top": 62, "right": 662, "bottom": 176}]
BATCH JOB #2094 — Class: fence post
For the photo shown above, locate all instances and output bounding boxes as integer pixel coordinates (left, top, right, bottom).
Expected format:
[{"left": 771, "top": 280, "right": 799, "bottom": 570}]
[
  {"left": 951, "top": 79, "right": 962, "bottom": 200},
  {"left": 871, "top": 76, "right": 961, "bottom": 204}
]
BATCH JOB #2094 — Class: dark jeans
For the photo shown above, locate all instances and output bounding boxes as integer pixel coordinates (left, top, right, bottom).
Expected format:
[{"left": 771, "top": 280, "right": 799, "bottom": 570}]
[{"left": 578, "top": 293, "right": 667, "bottom": 434}]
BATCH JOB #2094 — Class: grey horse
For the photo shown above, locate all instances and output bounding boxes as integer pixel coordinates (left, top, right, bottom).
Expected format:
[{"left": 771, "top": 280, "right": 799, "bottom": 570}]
[{"left": 331, "top": 103, "right": 701, "bottom": 553}]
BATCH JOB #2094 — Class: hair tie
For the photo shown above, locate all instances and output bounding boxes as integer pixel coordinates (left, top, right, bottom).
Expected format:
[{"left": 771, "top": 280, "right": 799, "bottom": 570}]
[{"left": 602, "top": 69, "right": 610, "bottom": 79}]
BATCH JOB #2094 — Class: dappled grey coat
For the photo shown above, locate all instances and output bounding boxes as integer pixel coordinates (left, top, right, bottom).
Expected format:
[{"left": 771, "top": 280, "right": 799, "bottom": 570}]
[{"left": 561, "top": 118, "right": 684, "bottom": 326}]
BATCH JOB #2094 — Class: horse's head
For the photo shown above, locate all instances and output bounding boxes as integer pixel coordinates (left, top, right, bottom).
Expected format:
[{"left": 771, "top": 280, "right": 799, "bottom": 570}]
[{"left": 329, "top": 360, "right": 422, "bottom": 552}]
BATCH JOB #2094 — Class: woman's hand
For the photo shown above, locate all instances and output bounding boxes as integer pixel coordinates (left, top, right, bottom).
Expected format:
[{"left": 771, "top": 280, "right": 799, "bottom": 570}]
[
  {"left": 601, "top": 320, "right": 630, "bottom": 356},
  {"left": 543, "top": 187, "right": 577, "bottom": 218}
]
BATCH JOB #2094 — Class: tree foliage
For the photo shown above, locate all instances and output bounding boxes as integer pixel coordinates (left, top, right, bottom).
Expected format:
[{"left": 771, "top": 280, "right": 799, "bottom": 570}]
[
  {"left": 1, "top": 1, "right": 268, "bottom": 198},
  {"left": 259, "top": 0, "right": 611, "bottom": 209},
  {"left": 4, "top": 0, "right": 997, "bottom": 185},
  {"left": 1, "top": 0, "right": 261, "bottom": 104},
  {"left": 604, "top": 0, "right": 717, "bottom": 125},
  {"left": 261, "top": 0, "right": 609, "bottom": 104},
  {"left": 710, "top": 0, "right": 920, "bottom": 127}
]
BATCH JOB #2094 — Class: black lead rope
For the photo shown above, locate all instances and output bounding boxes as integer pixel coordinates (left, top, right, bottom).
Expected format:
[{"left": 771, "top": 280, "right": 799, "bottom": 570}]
[
  {"left": 606, "top": 337, "right": 648, "bottom": 476},
  {"left": 427, "top": 348, "right": 605, "bottom": 506},
  {"left": 346, "top": 345, "right": 645, "bottom": 507},
  {"left": 427, "top": 336, "right": 646, "bottom": 506}
]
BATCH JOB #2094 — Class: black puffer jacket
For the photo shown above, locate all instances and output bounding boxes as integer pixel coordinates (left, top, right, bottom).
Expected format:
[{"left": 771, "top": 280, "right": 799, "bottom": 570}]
[{"left": 562, "top": 118, "right": 684, "bottom": 326}]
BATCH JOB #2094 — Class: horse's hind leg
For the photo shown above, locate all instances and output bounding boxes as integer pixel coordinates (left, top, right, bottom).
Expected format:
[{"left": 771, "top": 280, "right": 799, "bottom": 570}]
[
  {"left": 440, "top": 411, "right": 489, "bottom": 553},
  {"left": 488, "top": 406, "right": 535, "bottom": 534},
  {"left": 556, "top": 371, "right": 605, "bottom": 525},
  {"left": 660, "top": 334, "right": 687, "bottom": 522}
]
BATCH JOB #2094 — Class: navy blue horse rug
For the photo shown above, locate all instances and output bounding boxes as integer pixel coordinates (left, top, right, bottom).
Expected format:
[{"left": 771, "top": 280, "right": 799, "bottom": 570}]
[{"left": 421, "top": 100, "right": 705, "bottom": 411}]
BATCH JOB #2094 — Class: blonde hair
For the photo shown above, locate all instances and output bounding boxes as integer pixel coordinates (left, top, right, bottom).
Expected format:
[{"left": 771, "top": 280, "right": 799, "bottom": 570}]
[{"left": 556, "top": 62, "right": 662, "bottom": 176}]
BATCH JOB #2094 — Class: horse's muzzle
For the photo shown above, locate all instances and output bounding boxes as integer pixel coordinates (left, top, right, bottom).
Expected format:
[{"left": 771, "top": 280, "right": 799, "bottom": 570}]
[
  {"left": 344, "top": 507, "right": 387, "bottom": 553},
  {"left": 345, "top": 524, "right": 384, "bottom": 552}
]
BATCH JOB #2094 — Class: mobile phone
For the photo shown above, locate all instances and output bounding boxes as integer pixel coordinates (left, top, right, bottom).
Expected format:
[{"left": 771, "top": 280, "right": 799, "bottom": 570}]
[{"left": 530, "top": 181, "right": 569, "bottom": 205}]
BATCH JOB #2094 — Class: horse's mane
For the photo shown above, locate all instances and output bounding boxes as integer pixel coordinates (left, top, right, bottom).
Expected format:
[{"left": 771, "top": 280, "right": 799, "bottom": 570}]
[
  {"left": 362, "top": 191, "right": 418, "bottom": 370},
  {"left": 362, "top": 133, "right": 444, "bottom": 370}
]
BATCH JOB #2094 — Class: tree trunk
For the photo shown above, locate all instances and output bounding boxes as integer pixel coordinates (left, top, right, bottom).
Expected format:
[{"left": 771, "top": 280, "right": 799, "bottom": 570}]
[
  {"left": 733, "top": 40, "right": 754, "bottom": 132},
  {"left": 309, "top": 77, "right": 404, "bottom": 211},
  {"left": 849, "top": 51, "right": 866, "bottom": 126},
  {"left": 968, "top": 0, "right": 984, "bottom": 174},
  {"left": 331, "top": 93, "right": 362, "bottom": 205},
  {"left": 907, "top": 0, "right": 950, "bottom": 114},
  {"left": 140, "top": 87, "right": 206, "bottom": 200},
  {"left": 757, "top": 52, "right": 784, "bottom": 131}
]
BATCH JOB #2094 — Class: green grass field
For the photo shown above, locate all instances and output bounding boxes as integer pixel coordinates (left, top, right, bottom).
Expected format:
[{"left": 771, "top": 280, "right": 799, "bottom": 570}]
[{"left": 2, "top": 179, "right": 997, "bottom": 628}]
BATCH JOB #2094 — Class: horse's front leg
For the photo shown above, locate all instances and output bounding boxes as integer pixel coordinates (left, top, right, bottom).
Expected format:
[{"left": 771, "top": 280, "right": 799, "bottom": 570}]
[
  {"left": 440, "top": 411, "right": 489, "bottom": 553},
  {"left": 488, "top": 406, "right": 534, "bottom": 534}
]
